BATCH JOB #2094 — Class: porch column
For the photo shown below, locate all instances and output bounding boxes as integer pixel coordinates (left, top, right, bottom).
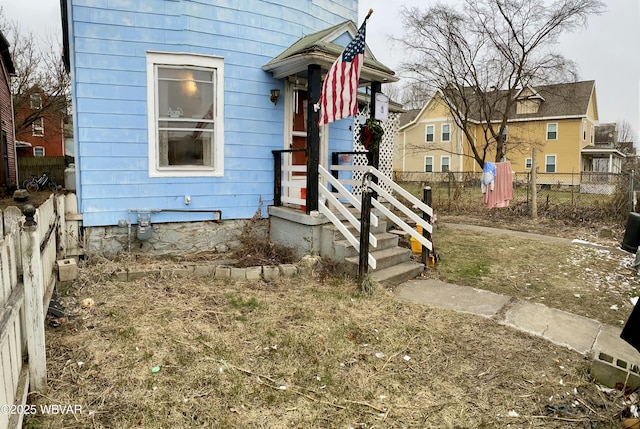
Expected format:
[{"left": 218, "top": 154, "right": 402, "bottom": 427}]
[
  {"left": 609, "top": 154, "right": 613, "bottom": 173},
  {"left": 306, "top": 64, "right": 321, "bottom": 214},
  {"left": 370, "top": 81, "right": 382, "bottom": 170}
]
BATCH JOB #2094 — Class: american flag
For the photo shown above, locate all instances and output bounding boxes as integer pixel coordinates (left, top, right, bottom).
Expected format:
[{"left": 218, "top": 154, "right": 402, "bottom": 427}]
[{"left": 318, "top": 19, "right": 368, "bottom": 126}]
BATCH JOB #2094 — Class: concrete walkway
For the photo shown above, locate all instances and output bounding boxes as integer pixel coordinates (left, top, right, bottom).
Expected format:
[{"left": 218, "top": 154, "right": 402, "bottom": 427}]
[{"left": 396, "top": 278, "right": 640, "bottom": 365}]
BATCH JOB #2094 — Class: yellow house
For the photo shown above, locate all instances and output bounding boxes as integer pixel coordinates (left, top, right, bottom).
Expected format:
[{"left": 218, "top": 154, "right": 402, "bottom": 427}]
[{"left": 394, "top": 81, "right": 624, "bottom": 179}]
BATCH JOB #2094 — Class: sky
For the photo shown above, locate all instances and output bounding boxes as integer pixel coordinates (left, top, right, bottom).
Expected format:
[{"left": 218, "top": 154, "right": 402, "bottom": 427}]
[
  {"left": 359, "top": 1, "right": 640, "bottom": 141},
  {"left": 2, "top": 0, "right": 639, "bottom": 140}
]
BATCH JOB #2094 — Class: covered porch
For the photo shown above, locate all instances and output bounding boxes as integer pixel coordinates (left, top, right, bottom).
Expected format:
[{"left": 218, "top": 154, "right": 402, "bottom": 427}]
[
  {"left": 581, "top": 146, "right": 626, "bottom": 194},
  {"left": 261, "top": 20, "right": 433, "bottom": 284}
]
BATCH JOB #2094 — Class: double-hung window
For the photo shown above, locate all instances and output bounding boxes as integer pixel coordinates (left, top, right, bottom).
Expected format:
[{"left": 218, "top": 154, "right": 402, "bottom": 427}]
[
  {"left": 30, "top": 93, "right": 42, "bottom": 109},
  {"left": 545, "top": 155, "right": 556, "bottom": 173},
  {"left": 441, "top": 124, "right": 450, "bottom": 142},
  {"left": 525, "top": 157, "right": 532, "bottom": 169},
  {"left": 147, "top": 52, "right": 224, "bottom": 177},
  {"left": 441, "top": 156, "right": 450, "bottom": 172},
  {"left": 32, "top": 118, "right": 44, "bottom": 136},
  {"left": 425, "top": 125, "right": 434, "bottom": 143},
  {"left": 546, "top": 123, "right": 558, "bottom": 140},
  {"left": 424, "top": 156, "right": 433, "bottom": 173}
]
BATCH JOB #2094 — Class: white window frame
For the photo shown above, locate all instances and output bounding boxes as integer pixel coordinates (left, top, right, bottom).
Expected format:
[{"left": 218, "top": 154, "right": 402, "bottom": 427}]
[
  {"left": 30, "top": 93, "right": 42, "bottom": 109},
  {"left": 545, "top": 154, "right": 556, "bottom": 173},
  {"left": 441, "top": 124, "right": 450, "bottom": 142},
  {"left": 33, "top": 146, "right": 45, "bottom": 157},
  {"left": 590, "top": 125, "right": 594, "bottom": 144},
  {"left": 582, "top": 121, "right": 586, "bottom": 141},
  {"left": 424, "top": 156, "right": 433, "bottom": 173},
  {"left": 146, "top": 51, "right": 225, "bottom": 177},
  {"left": 525, "top": 157, "right": 532, "bottom": 169},
  {"left": 425, "top": 124, "right": 435, "bottom": 143},
  {"left": 441, "top": 156, "right": 450, "bottom": 172},
  {"left": 32, "top": 117, "right": 44, "bottom": 136},
  {"left": 502, "top": 125, "right": 508, "bottom": 142},
  {"left": 546, "top": 123, "right": 558, "bottom": 141}
]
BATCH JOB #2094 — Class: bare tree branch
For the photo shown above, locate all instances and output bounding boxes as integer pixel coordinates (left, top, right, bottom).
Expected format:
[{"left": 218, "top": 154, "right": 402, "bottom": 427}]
[
  {"left": 0, "top": 11, "right": 70, "bottom": 137},
  {"left": 394, "top": 0, "right": 605, "bottom": 169}
]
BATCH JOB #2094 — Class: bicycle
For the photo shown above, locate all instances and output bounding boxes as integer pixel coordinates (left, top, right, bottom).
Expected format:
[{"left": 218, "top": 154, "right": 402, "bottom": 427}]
[{"left": 23, "top": 172, "right": 58, "bottom": 192}]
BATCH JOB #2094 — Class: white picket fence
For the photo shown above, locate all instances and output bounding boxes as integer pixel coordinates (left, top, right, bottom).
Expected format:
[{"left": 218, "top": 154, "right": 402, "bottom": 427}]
[{"left": 0, "top": 193, "right": 80, "bottom": 429}]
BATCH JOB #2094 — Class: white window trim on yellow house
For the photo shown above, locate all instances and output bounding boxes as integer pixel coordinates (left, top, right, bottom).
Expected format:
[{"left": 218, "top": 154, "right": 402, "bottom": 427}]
[
  {"left": 525, "top": 157, "right": 532, "bottom": 169},
  {"left": 545, "top": 154, "right": 557, "bottom": 173},
  {"left": 441, "top": 156, "right": 450, "bottom": 172},
  {"left": 441, "top": 124, "right": 450, "bottom": 142},
  {"left": 425, "top": 124, "right": 435, "bottom": 143},
  {"left": 425, "top": 156, "right": 433, "bottom": 172},
  {"left": 546, "top": 123, "right": 558, "bottom": 141}
]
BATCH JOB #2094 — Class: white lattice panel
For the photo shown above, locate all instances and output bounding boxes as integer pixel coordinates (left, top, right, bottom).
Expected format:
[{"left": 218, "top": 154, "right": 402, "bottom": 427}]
[{"left": 352, "top": 106, "right": 399, "bottom": 198}]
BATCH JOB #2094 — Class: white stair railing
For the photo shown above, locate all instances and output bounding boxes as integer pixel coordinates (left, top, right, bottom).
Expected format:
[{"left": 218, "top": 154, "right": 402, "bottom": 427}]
[
  {"left": 318, "top": 165, "right": 377, "bottom": 269},
  {"left": 330, "top": 162, "right": 433, "bottom": 252},
  {"left": 365, "top": 167, "right": 433, "bottom": 251}
]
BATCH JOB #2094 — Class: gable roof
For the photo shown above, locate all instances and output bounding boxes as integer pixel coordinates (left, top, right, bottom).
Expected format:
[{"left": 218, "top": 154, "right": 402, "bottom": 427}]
[
  {"left": 399, "top": 108, "right": 421, "bottom": 128},
  {"left": 442, "top": 80, "right": 596, "bottom": 122},
  {"left": 263, "top": 20, "right": 397, "bottom": 84},
  {"left": 0, "top": 31, "right": 16, "bottom": 75}
]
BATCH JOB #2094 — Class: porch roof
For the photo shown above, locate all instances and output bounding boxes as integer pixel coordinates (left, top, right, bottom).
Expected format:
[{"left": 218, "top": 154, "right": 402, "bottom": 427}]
[
  {"left": 581, "top": 145, "right": 626, "bottom": 158},
  {"left": 262, "top": 20, "right": 398, "bottom": 84}
]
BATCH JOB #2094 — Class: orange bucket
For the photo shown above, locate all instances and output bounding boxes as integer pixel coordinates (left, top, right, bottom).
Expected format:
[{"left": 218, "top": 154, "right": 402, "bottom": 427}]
[
  {"left": 300, "top": 188, "right": 306, "bottom": 212},
  {"left": 410, "top": 225, "right": 424, "bottom": 254}
]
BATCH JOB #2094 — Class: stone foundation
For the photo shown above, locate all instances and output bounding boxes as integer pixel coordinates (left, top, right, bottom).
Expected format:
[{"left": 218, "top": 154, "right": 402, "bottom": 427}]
[{"left": 85, "top": 219, "right": 268, "bottom": 257}]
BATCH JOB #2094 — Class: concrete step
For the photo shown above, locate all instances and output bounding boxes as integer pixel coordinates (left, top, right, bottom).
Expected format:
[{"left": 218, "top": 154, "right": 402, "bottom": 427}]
[
  {"left": 320, "top": 221, "right": 388, "bottom": 259},
  {"left": 371, "top": 261, "right": 425, "bottom": 287},
  {"left": 344, "top": 246, "right": 412, "bottom": 273},
  {"left": 333, "top": 232, "right": 399, "bottom": 260}
]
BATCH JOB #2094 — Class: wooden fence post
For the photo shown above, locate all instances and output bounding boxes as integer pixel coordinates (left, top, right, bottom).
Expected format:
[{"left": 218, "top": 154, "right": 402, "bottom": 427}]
[
  {"left": 19, "top": 204, "right": 47, "bottom": 392},
  {"left": 56, "top": 195, "right": 67, "bottom": 257}
]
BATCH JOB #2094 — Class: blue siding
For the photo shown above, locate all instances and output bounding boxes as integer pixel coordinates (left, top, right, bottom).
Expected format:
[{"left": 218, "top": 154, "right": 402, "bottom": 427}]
[{"left": 69, "top": 0, "right": 359, "bottom": 226}]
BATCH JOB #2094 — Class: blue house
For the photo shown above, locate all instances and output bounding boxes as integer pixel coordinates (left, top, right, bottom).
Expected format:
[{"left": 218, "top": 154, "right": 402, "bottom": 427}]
[{"left": 59, "top": 0, "right": 402, "bottom": 257}]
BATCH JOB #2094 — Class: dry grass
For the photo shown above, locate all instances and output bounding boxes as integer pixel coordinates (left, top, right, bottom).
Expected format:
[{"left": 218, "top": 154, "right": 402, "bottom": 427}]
[
  {"left": 426, "top": 221, "right": 640, "bottom": 326},
  {"left": 24, "top": 261, "right": 634, "bottom": 429}
]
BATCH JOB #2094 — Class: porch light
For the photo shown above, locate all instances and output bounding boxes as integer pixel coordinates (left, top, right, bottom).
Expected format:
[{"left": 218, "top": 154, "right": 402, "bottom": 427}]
[{"left": 270, "top": 88, "right": 280, "bottom": 105}]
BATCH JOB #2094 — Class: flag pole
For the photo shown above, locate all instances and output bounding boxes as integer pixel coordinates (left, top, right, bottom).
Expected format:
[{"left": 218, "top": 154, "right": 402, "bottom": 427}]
[{"left": 366, "top": 9, "right": 374, "bottom": 20}]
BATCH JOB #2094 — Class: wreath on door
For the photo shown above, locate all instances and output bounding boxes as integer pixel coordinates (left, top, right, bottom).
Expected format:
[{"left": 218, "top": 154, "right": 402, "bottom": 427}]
[{"left": 359, "top": 117, "right": 384, "bottom": 152}]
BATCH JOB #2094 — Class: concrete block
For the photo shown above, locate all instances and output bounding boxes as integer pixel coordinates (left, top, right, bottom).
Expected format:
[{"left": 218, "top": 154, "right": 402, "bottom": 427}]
[
  {"left": 215, "top": 266, "right": 231, "bottom": 278},
  {"left": 279, "top": 264, "right": 297, "bottom": 277},
  {"left": 57, "top": 259, "right": 78, "bottom": 281},
  {"left": 262, "top": 266, "right": 280, "bottom": 281},
  {"left": 193, "top": 265, "right": 215, "bottom": 278},
  {"left": 231, "top": 268, "right": 246, "bottom": 279},
  {"left": 245, "top": 266, "right": 262, "bottom": 280},
  {"left": 171, "top": 267, "right": 193, "bottom": 278},
  {"left": 111, "top": 270, "right": 127, "bottom": 282},
  {"left": 591, "top": 352, "right": 640, "bottom": 389},
  {"left": 128, "top": 270, "right": 159, "bottom": 281}
]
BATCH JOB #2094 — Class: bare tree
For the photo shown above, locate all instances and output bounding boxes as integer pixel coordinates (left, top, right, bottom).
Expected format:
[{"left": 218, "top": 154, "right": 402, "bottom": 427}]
[
  {"left": 396, "top": 0, "right": 605, "bottom": 168},
  {"left": 617, "top": 120, "right": 637, "bottom": 144},
  {"left": 0, "top": 13, "right": 70, "bottom": 136}
]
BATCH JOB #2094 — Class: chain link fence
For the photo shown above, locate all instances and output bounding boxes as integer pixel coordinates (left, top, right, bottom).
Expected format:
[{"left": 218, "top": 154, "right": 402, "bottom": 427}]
[{"left": 393, "top": 170, "right": 634, "bottom": 225}]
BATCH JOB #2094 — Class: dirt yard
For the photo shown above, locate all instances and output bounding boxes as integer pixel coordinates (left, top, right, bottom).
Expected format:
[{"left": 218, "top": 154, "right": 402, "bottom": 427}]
[{"left": 23, "top": 239, "right": 640, "bottom": 428}]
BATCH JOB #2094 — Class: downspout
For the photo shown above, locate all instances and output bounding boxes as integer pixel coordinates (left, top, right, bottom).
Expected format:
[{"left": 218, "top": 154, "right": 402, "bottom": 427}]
[
  {"left": 9, "top": 76, "right": 17, "bottom": 185},
  {"left": 65, "top": 0, "right": 82, "bottom": 209}
]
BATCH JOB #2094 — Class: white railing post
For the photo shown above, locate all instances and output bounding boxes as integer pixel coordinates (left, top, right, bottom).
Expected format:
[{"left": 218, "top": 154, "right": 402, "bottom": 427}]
[{"left": 19, "top": 205, "right": 47, "bottom": 392}]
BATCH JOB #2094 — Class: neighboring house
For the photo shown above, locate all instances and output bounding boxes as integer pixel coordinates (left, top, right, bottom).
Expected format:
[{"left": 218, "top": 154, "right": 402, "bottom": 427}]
[
  {"left": 0, "top": 31, "right": 17, "bottom": 189},
  {"left": 14, "top": 90, "right": 66, "bottom": 158},
  {"left": 394, "top": 81, "right": 619, "bottom": 182},
  {"left": 60, "top": 0, "right": 397, "bottom": 255}
]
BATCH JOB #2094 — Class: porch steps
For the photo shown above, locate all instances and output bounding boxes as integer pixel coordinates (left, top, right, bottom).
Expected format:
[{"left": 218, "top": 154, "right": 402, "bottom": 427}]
[{"left": 320, "top": 217, "right": 424, "bottom": 287}]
